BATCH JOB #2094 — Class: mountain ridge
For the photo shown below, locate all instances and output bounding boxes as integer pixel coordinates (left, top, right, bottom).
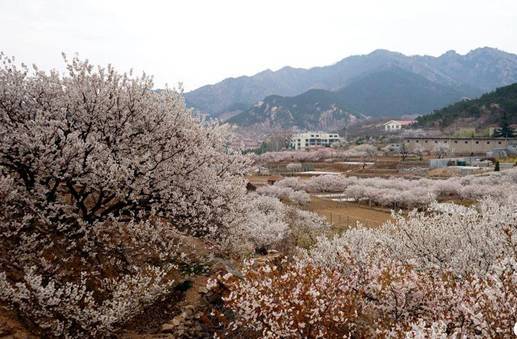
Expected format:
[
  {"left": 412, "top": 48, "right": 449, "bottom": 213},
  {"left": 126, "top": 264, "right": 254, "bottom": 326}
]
[
  {"left": 185, "top": 47, "right": 517, "bottom": 116},
  {"left": 228, "top": 67, "right": 465, "bottom": 131}
]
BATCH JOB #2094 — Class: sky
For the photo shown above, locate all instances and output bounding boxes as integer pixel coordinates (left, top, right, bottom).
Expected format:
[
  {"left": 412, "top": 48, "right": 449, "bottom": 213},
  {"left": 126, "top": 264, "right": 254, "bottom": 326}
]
[{"left": 1, "top": 0, "right": 516, "bottom": 91}]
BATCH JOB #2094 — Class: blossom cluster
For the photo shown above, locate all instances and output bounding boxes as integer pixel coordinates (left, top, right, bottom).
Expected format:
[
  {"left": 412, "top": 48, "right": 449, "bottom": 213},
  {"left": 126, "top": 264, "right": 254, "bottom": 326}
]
[
  {"left": 256, "top": 144, "right": 379, "bottom": 163},
  {"left": 256, "top": 184, "right": 310, "bottom": 205},
  {"left": 226, "top": 194, "right": 329, "bottom": 253},
  {"left": 216, "top": 194, "right": 517, "bottom": 337},
  {"left": 274, "top": 169, "right": 517, "bottom": 208}
]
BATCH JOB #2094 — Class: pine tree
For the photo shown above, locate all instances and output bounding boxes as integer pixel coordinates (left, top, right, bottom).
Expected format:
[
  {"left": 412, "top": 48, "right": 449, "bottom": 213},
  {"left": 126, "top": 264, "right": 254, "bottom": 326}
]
[
  {"left": 493, "top": 113, "right": 515, "bottom": 138},
  {"left": 495, "top": 161, "right": 500, "bottom": 172}
]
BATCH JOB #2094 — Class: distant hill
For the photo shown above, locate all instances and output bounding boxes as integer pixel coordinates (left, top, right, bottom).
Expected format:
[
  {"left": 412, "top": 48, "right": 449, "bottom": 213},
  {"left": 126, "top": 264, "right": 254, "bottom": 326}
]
[
  {"left": 416, "top": 83, "right": 517, "bottom": 128},
  {"left": 227, "top": 89, "right": 360, "bottom": 131},
  {"left": 185, "top": 48, "right": 517, "bottom": 117},
  {"left": 228, "top": 67, "right": 465, "bottom": 130}
]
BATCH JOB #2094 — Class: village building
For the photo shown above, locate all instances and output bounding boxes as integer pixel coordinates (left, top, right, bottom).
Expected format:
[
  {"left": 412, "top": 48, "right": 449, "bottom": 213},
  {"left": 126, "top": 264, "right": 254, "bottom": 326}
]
[
  {"left": 384, "top": 119, "right": 416, "bottom": 132},
  {"left": 289, "top": 132, "right": 342, "bottom": 150},
  {"left": 404, "top": 136, "right": 517, "bottom": 155}
]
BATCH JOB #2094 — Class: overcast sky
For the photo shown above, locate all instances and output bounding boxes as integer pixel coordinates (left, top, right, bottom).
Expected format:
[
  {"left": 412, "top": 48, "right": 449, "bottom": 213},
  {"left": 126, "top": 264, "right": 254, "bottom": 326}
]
[{"left": 1, "top": 0, "right": 516, "bottom": 91}]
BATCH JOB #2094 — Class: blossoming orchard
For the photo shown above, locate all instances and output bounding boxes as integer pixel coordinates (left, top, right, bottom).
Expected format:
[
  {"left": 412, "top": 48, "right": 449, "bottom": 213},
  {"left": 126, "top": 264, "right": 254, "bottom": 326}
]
[{"left": 1, "top": 55, "right": 516, "bottom": 337}]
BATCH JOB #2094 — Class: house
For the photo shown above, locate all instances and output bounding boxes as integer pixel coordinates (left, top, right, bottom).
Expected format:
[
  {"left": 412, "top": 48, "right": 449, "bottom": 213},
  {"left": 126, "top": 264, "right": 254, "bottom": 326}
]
[
  {"left": 289, "top": 132, "right": 343, "bottom": 150},
  {"left": 384, "top": 120, "right": 416, "bottom": 132}
]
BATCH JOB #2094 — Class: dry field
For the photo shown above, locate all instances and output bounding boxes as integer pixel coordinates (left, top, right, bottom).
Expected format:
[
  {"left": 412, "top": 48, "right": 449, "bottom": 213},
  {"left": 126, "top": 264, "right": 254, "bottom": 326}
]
[
  {"left": 262, "top": 155, "right": 432, "bottom": 178},
  {"left": 304, "top": 196, "right": 392, "bottom": 231}
]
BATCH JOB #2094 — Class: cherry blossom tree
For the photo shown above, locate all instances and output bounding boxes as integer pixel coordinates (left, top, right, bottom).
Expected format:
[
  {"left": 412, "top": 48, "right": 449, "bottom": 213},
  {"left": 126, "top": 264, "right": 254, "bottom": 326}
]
[
  {"left": 256, "top": 185, "right": 310, "bottom": 205},
  {"left": 226, "top": 194, "right": 329, "bottom": 253},
  {"left": 0, "top": 54, "right": 249, "bottom": 335},
  {"left": 0, "top": 54, "right": 250, "bottom": 237},
  {"left": 277, "top": 169, "right": 517, "bottom": 209}
]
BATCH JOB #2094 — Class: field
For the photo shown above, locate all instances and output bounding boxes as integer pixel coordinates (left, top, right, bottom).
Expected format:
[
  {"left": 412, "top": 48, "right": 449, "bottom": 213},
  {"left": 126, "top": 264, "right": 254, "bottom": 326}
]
[
  {"left": 262, "top": 156, "right": 431, "bottom": 178},
  {"left": 304, "top": 196, "right": 392, "bottom": 230},
  {"left": 252, "top": 153, "right": 505, "bottom": 231}
]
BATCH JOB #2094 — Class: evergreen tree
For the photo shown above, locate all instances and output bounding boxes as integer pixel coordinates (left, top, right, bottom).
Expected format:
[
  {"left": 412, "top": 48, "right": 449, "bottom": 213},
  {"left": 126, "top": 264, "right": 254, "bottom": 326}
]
[
  {"left": 493, "top": 113, "right": 515, "bottom": 138},
  {"left": 495, "top": 161, "right": 500, "bottom": 172}
]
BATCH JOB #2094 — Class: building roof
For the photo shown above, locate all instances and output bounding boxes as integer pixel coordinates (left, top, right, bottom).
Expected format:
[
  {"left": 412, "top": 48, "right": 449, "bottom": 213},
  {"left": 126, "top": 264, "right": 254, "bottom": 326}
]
[{"left": 383, "top": 119, "right": 416, "bottom": 126}]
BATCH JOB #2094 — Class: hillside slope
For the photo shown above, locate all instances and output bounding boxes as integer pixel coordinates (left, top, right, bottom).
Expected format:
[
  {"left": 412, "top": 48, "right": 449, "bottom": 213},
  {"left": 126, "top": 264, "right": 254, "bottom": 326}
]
[
  {"left": 335, "top": 68, "right": 464, "bottom": 116},
  {"left": 228, "top": 89, "right": 358, "bottom": 131},
  {"left": 416, "top": 83, "right": 517, "bottom": 128}
]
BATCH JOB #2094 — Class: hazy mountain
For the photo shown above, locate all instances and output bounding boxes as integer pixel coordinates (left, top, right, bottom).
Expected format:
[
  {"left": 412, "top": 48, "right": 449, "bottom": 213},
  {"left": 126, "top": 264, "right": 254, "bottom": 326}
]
[
  {"left": 228, "top": 67, "right": 464, "bottom": 130},
  {"left": 416, "top": 83, "right": 517, "bottom": 129},
  {"left": 185, "top": 48, "right": 517, "bottom": 116},
  {"left": 227, "top": 89, "right": 361, "bottom": 131},
  {"left": 335, "top": 67, "right": 465, "bottom": 116}
]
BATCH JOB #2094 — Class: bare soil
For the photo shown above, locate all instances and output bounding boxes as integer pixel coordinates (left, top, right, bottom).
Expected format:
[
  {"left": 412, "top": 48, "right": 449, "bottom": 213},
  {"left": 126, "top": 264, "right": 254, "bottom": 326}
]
[{"left": 304, "top": 196, "right": 392, "bottom": 231}]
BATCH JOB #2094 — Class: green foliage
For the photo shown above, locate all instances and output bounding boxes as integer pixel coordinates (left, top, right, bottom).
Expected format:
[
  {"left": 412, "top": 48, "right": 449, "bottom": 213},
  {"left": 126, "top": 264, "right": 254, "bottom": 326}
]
[
  {"left": 493, "top": 113, "right": 516, "bottom": 137},
  {"left": 495, "top": 161, "right": 500, "bottom": 172},
  {"left": 416, "top": 83, "right": 517, "bottom": 128}
]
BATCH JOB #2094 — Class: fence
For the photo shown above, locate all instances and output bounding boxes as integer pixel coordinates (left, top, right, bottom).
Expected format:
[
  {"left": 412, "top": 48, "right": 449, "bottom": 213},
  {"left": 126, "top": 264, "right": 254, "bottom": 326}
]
[
  {"left": 315, "top": 212, "right": 381, "bottom": 229},
  {"left": 266, "top": 163, "right": 315, "bottom": 175}
]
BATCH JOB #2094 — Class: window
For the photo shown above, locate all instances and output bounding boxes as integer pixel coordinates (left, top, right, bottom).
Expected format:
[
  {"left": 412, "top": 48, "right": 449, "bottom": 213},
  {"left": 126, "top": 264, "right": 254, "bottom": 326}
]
[
  {"left": 416, "top": 140, "right": 419, "bottom": 143},
  {"left": 487, "top": 141, "right": 490, "bottom": 144},
  {"left": 434, "top": 140, "right": 438, "bottom": 143},
  {"left": 425, "top": 140, "right": 428, "bottom": 143},
  {"left": 498, "top": 141, "right": 502, "bottom": 144},
  {"left": 465, "top": 141, "right": 468, "bottom": 144},
  {"left": 454, "top": 141, "right": 458, "bottom": 144},
  {"left": 475, "top": 141, "right": 479, "bottom": 144}
]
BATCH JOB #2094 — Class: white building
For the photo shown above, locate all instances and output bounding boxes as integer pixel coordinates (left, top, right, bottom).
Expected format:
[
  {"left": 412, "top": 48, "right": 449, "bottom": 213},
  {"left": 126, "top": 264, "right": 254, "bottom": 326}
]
[
  {"left": 384, "top": 120, "right": 416, "bottom": 132},
  {"left": 289, "top": 132, "right": 342, "bottom": 150}
]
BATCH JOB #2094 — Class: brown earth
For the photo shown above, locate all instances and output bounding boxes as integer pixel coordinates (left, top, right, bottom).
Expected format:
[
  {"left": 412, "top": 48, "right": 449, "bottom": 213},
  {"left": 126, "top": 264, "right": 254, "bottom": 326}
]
[
  {"left": 304, "top": 196, "right": 392, "bottom": 231},
  {"left": 0, "top": 307, "right": 35, "bottom": 339},
  {"left": 259, "top": 155, "right": 432, "bottom": 179}
]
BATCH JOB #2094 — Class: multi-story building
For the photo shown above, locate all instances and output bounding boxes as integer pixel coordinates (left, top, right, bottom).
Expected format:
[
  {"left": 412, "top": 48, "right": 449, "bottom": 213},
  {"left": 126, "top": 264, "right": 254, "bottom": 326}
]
[{"left": 289, "top": 132, "right": 342, "bottom": 150}]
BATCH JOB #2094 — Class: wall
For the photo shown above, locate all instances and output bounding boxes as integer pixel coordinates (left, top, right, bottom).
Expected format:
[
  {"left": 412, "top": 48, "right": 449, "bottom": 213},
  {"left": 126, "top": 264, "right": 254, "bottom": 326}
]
[{"left": 404, "top": 137, "right": 515, "bottom": 155}]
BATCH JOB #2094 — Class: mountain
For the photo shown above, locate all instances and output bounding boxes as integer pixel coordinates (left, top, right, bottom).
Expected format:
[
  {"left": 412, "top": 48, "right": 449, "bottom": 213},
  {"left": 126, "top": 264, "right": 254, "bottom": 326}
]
[
  {"left": 228, "top": 67, "right": 465, "bottom": 130},
  {"left": 334, "top": 68, "right": 465, "bottom": 116},
  {"left": 228, "top": 89, "right": 360, "bottom": 131},
  {"left": 185, "top": 48, "right": 517, "bottom": 116},
  {"left": 416, "top": 83, "right": 517, "bottom": 129}
]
